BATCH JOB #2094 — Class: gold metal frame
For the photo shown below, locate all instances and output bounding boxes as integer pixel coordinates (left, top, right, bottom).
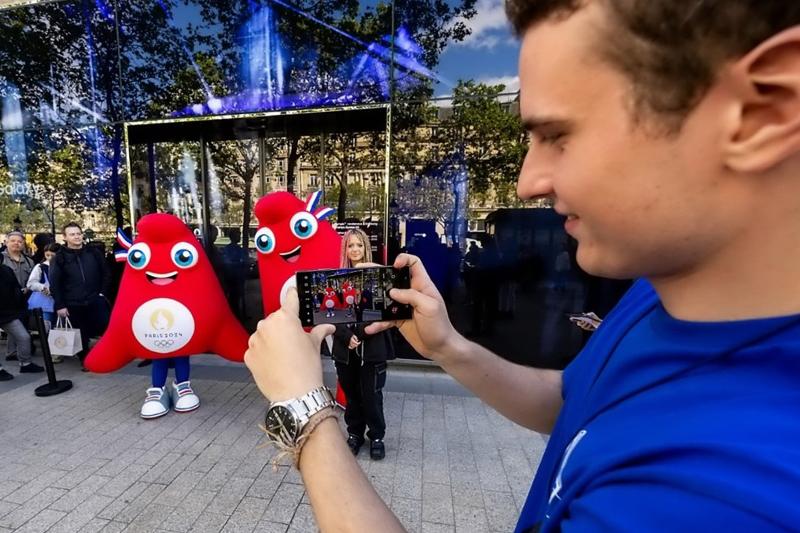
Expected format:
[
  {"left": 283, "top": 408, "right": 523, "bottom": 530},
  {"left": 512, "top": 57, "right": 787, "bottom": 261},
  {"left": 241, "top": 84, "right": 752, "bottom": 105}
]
[{"left": 122, "top": 103, "right": 392, "bottom": 244}]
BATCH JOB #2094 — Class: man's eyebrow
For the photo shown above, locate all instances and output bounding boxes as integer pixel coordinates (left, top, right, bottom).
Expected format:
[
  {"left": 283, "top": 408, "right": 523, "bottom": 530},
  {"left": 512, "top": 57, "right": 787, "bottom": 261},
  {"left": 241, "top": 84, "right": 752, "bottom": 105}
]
[{"left": 521, "top": 116, "right": 571, "bottom": 132}]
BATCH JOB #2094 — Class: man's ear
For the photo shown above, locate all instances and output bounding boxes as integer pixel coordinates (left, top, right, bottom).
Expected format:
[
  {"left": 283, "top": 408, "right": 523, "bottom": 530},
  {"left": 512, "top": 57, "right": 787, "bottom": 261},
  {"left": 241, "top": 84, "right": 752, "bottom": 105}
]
[{"left": 724, "top": 27, "right": 800, "bottom": 174}]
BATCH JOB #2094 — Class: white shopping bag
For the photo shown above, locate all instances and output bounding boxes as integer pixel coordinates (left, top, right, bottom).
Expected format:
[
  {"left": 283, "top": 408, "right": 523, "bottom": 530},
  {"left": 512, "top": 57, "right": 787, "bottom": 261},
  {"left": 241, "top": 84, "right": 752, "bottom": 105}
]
[{"left": 48, "top": 317, "right": 83, "bottom": 357}]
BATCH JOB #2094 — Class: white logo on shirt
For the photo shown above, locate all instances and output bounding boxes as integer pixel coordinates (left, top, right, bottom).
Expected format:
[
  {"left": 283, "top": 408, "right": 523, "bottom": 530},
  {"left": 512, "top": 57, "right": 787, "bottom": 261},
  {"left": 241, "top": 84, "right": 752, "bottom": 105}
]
[{"left": 549, "top": 429, "right": 588, "bottom": 505}]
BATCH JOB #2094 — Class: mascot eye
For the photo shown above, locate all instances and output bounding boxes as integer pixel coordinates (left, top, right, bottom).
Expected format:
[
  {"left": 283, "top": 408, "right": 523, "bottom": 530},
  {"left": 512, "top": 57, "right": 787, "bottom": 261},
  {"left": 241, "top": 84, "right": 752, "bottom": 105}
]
[
  {"left": 170, "top": 242, "right": 199, "bottom": 269},
  {"left": 289, "top": 212, "right": 318, "bottom": 240},
  {"left": 255, "top": 227, "right": 276, "bottom": 254},
  {"left": 127, "top": 243, "right": 151, "bottom": 270}
]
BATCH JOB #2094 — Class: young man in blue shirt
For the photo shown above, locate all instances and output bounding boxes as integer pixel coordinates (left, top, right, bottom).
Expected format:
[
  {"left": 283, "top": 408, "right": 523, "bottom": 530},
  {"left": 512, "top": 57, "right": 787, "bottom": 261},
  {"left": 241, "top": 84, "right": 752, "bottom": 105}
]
[{"left": 244, "top": 1, "right": 800, "bottom": 531}]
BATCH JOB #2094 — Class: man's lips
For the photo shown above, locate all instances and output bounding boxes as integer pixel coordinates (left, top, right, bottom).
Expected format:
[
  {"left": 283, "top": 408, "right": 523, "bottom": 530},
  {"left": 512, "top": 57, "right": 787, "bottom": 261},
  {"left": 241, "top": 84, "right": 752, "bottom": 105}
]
[
  {"left": 146, "top": 271, "right": 178, "bottom": 286},
  {"left": 279, "top": 245, "right": 301, "bottom": 263}
]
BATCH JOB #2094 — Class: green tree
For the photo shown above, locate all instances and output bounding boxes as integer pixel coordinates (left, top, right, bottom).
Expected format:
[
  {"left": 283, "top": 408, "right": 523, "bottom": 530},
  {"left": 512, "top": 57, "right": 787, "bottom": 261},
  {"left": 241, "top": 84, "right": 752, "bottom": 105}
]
[{"left": 442, "top": 81, "right": 527, "bottom": 206}]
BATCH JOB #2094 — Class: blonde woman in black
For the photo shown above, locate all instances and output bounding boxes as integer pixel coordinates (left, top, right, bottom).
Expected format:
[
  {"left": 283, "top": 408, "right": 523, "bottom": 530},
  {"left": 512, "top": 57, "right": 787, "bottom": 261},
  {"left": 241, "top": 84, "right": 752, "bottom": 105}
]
[{"left": 332, "top": 229, "right": 393, "bottom": 460}]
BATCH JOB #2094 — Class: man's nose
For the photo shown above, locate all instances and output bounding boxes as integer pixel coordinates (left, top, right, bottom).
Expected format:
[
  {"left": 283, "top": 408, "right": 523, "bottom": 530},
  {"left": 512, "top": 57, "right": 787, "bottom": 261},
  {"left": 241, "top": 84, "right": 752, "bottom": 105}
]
[{"left": 516, "top": 151, "right": 555, "bottom": 201}]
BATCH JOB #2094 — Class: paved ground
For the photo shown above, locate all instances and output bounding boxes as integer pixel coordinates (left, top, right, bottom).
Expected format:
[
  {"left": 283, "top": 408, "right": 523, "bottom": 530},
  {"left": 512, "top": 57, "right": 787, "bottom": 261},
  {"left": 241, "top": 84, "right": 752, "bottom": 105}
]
[{"left": 0, "top": 353, "right": 546, "bottom": 533}]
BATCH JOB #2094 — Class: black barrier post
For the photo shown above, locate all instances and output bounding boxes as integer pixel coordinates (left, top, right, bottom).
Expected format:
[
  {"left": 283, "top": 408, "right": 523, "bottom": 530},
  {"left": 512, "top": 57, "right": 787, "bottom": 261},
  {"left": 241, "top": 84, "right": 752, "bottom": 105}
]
[{"left": 32, "top": 308, "right": 72, "bottom": 397}]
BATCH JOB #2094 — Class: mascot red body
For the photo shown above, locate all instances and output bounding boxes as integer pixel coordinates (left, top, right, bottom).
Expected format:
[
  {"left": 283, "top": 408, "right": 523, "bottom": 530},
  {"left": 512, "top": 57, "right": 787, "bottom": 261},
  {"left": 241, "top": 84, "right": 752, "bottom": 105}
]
[
  {"left": 342, "top": 280, "right": 357, "bottom": 307},
  {"left": 85, "top": 214, "right": 248, "bottom": 373},
  {"left": 254, "top": 191, "right": 341, "bottom": 314}
]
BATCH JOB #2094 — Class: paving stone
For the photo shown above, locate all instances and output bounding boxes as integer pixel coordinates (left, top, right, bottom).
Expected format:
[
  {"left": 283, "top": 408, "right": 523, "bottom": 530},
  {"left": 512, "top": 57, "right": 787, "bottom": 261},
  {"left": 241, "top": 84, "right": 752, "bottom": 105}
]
[
  {"left": 482, "top": 491, "right": 518, "bottom": 532},
  {"left": 204, "top": 477, "right": 254, "bottom": 516},
  {"left": 453, "top": 506, "right": 489, "bottom": 533},
  {"left": 47, "top": 494, "right": 114, "bottom": 533},
  {"left": 157, "top": 489, "right": 216, "bottom": 533},
  {"left": 0, "top": 375, "right": 546, "bottom": 533},
  {"left": 188, "top": 510, "right": 228, "bottom": 533},
  {"left": 0, "top": 487, "right": 67, "bottom": 530},
  {"left": 393, "top": 464, "right": 423, "bottom": 500},
  {"left": 50, "top": 474, "right": 112, "bottom": 512},
  {"left": 80, "top": 517, "right": 111, "bottom": 533},
  {"left": 118, "top": 502, "right": 171, "bottom": 533},
  {"left": 259, "top": 483, "right": 304, "bottom": 525},
  {"left": 421, "top": 523, "right": 455, "bottom": 533},
  {"left": 285, "top": 503, "right": 316, "bottom": 533},
  {"left": 220, "top": 496, "right": 268, "bottom": 533},
  {"left": 422, "top": 483, "right": 454, "bottom": 525},
  {"left": 391, "top": 497, "right": 422, "bottom": 533},
  {"left": 253, "top": 521, "right": 288, "bottom": 533},
  {"left": 13, "top": 508, "right": 65, "bottom": 533}
]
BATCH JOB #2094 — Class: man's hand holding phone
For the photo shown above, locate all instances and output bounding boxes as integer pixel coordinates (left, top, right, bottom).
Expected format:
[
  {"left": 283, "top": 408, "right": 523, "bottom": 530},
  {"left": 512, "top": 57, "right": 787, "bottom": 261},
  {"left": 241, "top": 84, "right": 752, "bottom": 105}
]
[
  {"left": 245, "top": 288, "right": 334, "bottom": 403},
  {"left": 365, "top": 253, "right": 464, "bottom": 363}
]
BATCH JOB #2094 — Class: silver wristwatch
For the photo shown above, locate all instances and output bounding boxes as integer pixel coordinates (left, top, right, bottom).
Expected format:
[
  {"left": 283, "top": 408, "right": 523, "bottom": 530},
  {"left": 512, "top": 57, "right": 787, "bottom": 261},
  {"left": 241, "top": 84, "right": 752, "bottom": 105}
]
[{"left": 264, "top": 386, "right": 336, "bottom": 447}]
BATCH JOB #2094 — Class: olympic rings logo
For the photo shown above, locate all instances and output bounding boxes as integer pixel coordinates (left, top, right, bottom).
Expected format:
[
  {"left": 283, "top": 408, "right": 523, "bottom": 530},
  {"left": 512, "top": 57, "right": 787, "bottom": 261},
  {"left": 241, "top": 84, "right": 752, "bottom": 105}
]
[{"left": 153, "top": 339, "right": 175, "bottom": 348}]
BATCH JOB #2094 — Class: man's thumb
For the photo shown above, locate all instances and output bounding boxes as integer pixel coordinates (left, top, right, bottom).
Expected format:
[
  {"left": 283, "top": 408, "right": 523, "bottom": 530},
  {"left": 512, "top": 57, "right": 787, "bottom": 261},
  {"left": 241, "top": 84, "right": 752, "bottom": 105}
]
[{"left": 310, "top": 324, "right": 336, "bottom": 347}]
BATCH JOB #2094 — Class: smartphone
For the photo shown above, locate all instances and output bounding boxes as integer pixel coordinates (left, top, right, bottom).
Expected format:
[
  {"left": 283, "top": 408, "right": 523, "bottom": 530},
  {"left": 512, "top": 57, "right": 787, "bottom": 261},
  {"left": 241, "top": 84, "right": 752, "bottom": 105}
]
[{"left": 296, "top": 266, "right": 412, "bottom": 327}]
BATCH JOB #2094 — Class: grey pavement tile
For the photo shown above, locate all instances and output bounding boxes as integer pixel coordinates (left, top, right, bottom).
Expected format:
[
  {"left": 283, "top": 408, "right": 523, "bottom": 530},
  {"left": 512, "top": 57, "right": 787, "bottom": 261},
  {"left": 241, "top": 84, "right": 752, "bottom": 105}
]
[
  {"left": 0, "top": 501, "right": 19, "bottom": 521},
  {"left": 282, "top": 467, "right": 303, "bottom": 486},
  {"left": 247, "top": 466, "right": 288, "bottom": 501},
  {"left": 421, "top": 521, "right": 455, "bottom": 533},
  {"left": 220, "top": 497, "right": 268, "bottom": 533},
  {"left": 96, "top": 448, "right": 145, "bottom": 478},
  {"left": 0, "top": 481, "right": 22, "bottom": 501},
  {"left": 99, "top": 520, "right": 128, "bottom": 533},
  {"left": 96, "top": 481, "right": 150, "bottom": 521},
  {"left": 253, "top": 521, "right": 288, "bottom": 533},
  {"left": 3, "top": 468, "right": 66, "bottom": 504},
  {"left": 390, "top": 497, "right": 421, "bottom": 533},
  {"left": 475, "top": 460, "right": 511, "bottom": 493},
  {"left": 422, "top": 455, "right": 451, "bottom": 485},
  {"left": 204, "top": 477, "right": 255, "bottom": 516},
  {"left": 119, "top": 502, "right": 172, "bottom": 533},
  {"left": 449, "top": 471, "right": 485, "bottom": 510},
  {"left": 453, "top": 506, "right": 489, "bottom": 533},
  {"left": 50, "top": 474, "right": 112, "bottom": 512},
  {"left": 233, "top": 449, "right": 271, "bottom": 480},
  {"left": 197, "top": 460, "right": 247, "bottom": 492},
  {"left": 157, "top": 489, "right": 216, "bottom": 533},
  {"left": 46, "top": 494, "right": 115, "bottom": 533},
  {"left": 96, "top": 463, "right": 152, "bottom": 499},
  {"left": 108, "top": 483, "right": 167, "bottom": 524},
  {"left": 0, "top": 487, "right": 67, "bottom": 530},
  {"left": 422, "top": 483, "right": 454, "bottom": 525},
  {"left": 12, "top": 508, "right": 65, "bottom": 533},
  {"left": 188, "top": 510, "right": 228, "bottom": 533},
  {"left": 151, "top": 454, "right": 198, "bottom": 485},
  {"left": 138, "top": 453, "right": 183, "bottom": 484},
  {"left": 51, "top": 458, "right": 111, "bottom": 491},
  {"left": 392, "top": 464, "right": 423, "bottom": 500},
  {"left": 259, "top": 483, "right": 304, "bottom": 525},
  {"left": 159, "top": 470, "right": 206, "bottom": 503},
  {"left": 396, "top": 438, "right": 424, "bottom": 466},
  {"left": 80, "top": 518, "right": 112, "bottom": 533},
  {"left": 482, "top": 491, "right": 518, "bottom": 532},
  {"left": 285, "top": 503, "right": 316, "bottom": 533}
]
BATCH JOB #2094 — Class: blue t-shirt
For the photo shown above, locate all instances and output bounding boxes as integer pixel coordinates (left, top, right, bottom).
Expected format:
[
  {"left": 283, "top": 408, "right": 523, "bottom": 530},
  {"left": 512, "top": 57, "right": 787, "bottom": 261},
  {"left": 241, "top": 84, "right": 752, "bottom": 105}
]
[{"left": 516, "top": 279, "right": 800, "bottom": 532}]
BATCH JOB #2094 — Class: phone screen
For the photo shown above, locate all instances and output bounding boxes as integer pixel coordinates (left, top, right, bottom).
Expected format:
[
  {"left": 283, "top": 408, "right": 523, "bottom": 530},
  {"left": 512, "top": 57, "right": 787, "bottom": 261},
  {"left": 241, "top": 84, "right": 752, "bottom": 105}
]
[{"left": 296, "top": 266, "right": 412, "bottom": 327}]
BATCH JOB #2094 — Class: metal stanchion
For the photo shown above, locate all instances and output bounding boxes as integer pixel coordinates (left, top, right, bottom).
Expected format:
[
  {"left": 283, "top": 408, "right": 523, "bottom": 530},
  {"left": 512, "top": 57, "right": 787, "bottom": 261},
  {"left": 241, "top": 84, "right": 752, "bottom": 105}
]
[{"left": 32, "top": 308, "right": 72, "bottom": 397}]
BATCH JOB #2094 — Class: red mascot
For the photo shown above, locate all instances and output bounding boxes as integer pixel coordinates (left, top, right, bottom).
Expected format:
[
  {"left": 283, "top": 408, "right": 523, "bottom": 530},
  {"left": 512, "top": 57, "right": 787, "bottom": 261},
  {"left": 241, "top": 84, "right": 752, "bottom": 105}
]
[
  {"left": 84, "top": 214, "right": 249, "bottom": 419},
  {"left": 254, "top": 191, "right": 341, "bottom": 314},
  {"left": 254, "top": 190, "right": 347, "bottom": 405},
  {"left": 321, "top": 285, "right": 340, "bottom": 318}
]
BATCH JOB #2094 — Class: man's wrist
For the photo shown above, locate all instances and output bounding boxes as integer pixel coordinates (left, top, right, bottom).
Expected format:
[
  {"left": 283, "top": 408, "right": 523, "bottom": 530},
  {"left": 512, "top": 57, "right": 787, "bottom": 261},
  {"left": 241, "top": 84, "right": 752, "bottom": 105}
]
[{"left": 435, "top": 332, "right": 472, "bottom": 367}]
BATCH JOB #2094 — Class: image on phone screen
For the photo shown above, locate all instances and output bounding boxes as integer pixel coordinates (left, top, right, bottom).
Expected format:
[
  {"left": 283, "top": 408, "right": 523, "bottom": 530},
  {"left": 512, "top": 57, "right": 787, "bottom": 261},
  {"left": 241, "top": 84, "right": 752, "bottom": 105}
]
[{"left": 296, "top": 266, "right": 412, "bottom": 327}]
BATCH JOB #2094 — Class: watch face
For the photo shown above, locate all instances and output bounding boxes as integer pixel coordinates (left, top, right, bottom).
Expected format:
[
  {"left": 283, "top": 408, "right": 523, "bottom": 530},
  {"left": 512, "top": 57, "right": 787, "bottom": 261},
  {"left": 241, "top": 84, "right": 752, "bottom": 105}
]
[{"left": 265, "top": 405, "right": 300, "bottom": 445}]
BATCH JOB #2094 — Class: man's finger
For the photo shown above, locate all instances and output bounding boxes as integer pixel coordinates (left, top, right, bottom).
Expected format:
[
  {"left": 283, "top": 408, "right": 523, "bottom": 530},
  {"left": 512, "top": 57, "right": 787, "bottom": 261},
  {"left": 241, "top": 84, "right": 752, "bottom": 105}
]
[
  {"left": 282, "top": 286, "right": 300, "bottom": 316},
  {"left": 310, "top": 324, "right": 335, "bottom": 348},
  {"left": 364, "top": 321, "right": 398, "bottom": 334},
  {"left": 388, "top": 287, "right": 435, "bottom": 310}
]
